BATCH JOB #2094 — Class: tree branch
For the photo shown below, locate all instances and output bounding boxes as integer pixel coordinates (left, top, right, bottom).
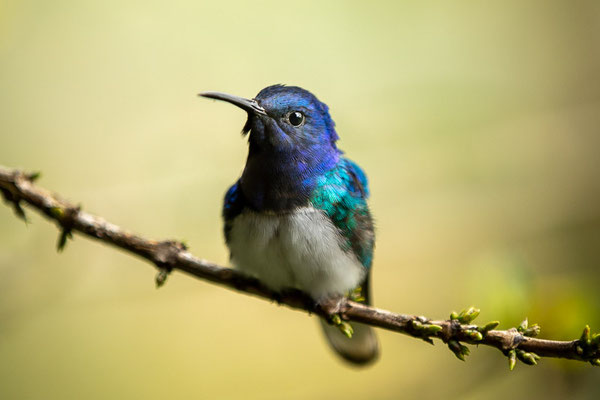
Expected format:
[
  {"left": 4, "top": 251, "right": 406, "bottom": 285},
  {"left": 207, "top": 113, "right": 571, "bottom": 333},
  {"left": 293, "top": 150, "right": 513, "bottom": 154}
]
[{"left": 1, "top": 165, "right": 599, "bottom": 369}]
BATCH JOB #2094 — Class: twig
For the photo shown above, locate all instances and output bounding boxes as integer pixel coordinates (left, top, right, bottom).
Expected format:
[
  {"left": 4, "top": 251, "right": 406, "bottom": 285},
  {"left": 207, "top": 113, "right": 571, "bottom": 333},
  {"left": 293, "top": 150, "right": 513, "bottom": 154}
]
[{"left": 1, "top": 165, "right": 599, "bottom": 369}]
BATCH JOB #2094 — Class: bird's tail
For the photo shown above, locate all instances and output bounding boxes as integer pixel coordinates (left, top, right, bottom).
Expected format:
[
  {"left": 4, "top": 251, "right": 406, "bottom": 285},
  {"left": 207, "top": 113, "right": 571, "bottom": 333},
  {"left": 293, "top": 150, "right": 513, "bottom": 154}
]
[{"left": 319, "top": 318, "right": 379, "bottom": 365}]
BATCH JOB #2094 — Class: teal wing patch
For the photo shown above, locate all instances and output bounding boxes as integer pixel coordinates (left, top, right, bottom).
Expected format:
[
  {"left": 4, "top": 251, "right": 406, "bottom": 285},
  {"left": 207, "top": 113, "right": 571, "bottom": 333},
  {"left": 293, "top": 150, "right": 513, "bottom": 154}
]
[{"left": 310, "top": 158, "right": 375, "bottom": 270}]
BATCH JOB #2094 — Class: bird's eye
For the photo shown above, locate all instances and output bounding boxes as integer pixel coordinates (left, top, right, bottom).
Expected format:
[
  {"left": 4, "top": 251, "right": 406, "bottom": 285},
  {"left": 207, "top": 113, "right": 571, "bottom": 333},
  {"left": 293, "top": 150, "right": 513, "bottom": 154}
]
[{"left": 288, "top": 111, "right": 305, "bottom": 127}]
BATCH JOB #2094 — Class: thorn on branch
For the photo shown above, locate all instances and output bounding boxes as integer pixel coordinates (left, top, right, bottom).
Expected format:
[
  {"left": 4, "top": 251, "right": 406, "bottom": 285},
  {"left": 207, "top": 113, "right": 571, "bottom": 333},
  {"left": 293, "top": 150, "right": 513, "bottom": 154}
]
[
  {"left": 448, "top": 340, "right": 470, "bottom": 361},
  {"left": 57, "top": 229, "right": 73, "bottom": 252},
  {"left": 50, "top": 205, "right": 80, "bottom": 252},
  {"left": 0, "top": 170, "right": 43, "bottom": 223},
  {"left": 155, "top": 268, "right": 170, "bottom": 288},
  {"left": 26, "top": 171, "right": 41, "bottom": 182},
  {"left": 1, "top": 187, "right": 28, "bottom": 223},
  {"left": 13, "top": 200, "right": 27, "bottom": 222}
]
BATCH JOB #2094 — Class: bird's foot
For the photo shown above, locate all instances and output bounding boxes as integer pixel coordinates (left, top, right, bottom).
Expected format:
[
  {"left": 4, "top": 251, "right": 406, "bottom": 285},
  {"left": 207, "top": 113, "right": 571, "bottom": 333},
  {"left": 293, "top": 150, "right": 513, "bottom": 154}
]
[
  {"left": 348, "top": 286, "right": 366, "bottom": 303},
  {"left": 330, "top": 314, "right": 354, "bottom": 339},
  {"left": 319, "top": 296, "right": 354, "bottom": 339}
]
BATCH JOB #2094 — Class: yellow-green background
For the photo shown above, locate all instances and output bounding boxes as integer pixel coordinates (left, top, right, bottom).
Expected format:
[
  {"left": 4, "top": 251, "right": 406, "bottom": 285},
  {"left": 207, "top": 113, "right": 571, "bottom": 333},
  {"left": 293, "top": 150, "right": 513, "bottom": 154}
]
[{"left": 1, "top": 1, "right": 599, "bottom": 399}]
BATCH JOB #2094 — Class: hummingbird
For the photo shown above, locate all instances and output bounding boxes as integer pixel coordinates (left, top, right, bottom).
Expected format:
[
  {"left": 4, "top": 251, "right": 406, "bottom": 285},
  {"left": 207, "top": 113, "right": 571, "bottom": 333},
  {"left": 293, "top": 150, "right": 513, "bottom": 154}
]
[{"left": 200, "top": 85, "right": 378, "bottom": 365}]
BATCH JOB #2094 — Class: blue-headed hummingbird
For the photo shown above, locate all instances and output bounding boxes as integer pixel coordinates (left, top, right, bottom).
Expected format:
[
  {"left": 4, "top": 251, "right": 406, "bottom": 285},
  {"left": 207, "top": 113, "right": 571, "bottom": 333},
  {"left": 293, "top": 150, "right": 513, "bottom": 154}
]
[{"left": 200, "top": 85, "right": 378, "bottom": 365}]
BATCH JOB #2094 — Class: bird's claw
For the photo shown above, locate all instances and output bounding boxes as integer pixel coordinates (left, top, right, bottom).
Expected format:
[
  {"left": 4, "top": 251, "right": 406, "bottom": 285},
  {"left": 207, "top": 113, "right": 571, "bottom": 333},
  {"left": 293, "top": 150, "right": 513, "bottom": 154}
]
[
  {"left": 330, "top": 314, "right": 354, "bottom": 339},
  {"left": 319, "top": 296, "right": 354, "bottom": 338}
]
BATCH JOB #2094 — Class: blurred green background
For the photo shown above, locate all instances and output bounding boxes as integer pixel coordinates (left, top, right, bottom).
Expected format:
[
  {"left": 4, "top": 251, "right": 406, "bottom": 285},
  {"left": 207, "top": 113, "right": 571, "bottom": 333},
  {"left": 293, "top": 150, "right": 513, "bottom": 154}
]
[{"left": 1, "top": 1, "right": 600, "bottom": 399}]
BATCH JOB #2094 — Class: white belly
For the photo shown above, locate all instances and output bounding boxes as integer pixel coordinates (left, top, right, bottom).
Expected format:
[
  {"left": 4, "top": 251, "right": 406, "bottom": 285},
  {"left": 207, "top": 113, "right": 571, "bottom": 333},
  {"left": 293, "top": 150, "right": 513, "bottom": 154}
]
[{"left": 227, "top": 207, "right": 366, "bottom": 300}]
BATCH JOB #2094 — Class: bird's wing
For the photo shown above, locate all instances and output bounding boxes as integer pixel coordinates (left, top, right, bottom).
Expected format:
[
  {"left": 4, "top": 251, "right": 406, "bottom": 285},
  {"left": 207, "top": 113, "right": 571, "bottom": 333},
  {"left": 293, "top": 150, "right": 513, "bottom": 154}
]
[
  {"left": 310, "top": 157, "right": 375, "bottom": 283},
  {"left": 312, "top": 159, "right": 379, "bottom": 364},
  {"left": 222, "top": 180, "right": 246, "bottom": 245},
  {"left": 344, "top": 158, "right": 370, "bottom": 198}
]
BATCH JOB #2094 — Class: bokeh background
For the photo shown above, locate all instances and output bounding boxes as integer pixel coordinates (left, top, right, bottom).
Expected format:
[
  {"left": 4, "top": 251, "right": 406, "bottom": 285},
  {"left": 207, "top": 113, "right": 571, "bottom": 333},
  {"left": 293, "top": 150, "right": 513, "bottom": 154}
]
[{"left": 1, "top": 1, "right": 600, "bottom": 399}]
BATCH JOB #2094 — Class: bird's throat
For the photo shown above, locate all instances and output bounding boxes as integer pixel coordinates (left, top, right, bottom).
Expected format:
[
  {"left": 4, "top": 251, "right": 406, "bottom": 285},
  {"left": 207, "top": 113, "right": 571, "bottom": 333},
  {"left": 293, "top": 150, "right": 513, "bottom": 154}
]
[{"left": 240, "top": 148, "right": 339, "bottom": 212}]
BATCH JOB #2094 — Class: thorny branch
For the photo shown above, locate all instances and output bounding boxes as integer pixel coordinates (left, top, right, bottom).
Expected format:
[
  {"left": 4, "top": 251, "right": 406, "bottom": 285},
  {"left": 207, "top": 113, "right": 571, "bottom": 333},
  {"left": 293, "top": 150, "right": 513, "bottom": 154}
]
[{"left": 1, "top": 165, "right": 599, "bottom": 369}]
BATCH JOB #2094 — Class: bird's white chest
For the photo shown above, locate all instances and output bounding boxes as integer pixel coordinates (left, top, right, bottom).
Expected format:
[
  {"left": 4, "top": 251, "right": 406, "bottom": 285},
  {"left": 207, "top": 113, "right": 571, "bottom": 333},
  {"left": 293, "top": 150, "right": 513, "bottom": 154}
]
[{"left": 227, "top": 207, "right": 366, "bottom": 300}]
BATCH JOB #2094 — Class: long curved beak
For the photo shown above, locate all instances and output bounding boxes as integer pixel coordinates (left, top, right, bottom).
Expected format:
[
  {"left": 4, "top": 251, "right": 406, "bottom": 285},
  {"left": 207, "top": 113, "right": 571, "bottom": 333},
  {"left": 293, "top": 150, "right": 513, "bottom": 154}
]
[{"left": 198, "top": 91, "right": 266, "bottom": 115}]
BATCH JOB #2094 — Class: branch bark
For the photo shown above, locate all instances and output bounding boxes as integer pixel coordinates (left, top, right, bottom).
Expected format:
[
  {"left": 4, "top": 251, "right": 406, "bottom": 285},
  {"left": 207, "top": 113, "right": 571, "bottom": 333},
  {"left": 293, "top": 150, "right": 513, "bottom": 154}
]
[{"left": 1, "top": 165, "right": 599, "bottom": 369}]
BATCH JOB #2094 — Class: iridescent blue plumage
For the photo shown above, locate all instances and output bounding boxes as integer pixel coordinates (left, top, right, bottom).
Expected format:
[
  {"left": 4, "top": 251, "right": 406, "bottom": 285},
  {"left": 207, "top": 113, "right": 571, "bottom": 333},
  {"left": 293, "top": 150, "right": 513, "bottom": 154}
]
[
  {"left": 202, "top": 85, "right": 378, "bottom": 365},
  {"left": 310, "top": 158, "right": 374, "bottom": 270},
  {"left": 223, "top": 157, "right": 375, "bottom": 277},
  {"left": 222, "top": 180, "right": 243, "bottom": 243}
]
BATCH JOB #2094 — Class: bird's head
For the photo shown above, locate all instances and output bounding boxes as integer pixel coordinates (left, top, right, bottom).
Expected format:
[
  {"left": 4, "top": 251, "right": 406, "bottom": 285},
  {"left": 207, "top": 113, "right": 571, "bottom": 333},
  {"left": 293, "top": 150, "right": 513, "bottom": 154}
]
[
  {"left": 200, "top": 85, "right": 342, "bottom": 210},
  {"left": 200, "top": 85, "right": 340, "bottom": 158}
]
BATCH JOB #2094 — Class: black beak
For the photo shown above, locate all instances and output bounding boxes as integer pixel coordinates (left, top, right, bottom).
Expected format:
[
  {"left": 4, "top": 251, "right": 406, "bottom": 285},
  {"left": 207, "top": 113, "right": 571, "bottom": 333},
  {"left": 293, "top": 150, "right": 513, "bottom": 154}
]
[{"left": 199, "top": 91, "right": 267, "bottom": 115}]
